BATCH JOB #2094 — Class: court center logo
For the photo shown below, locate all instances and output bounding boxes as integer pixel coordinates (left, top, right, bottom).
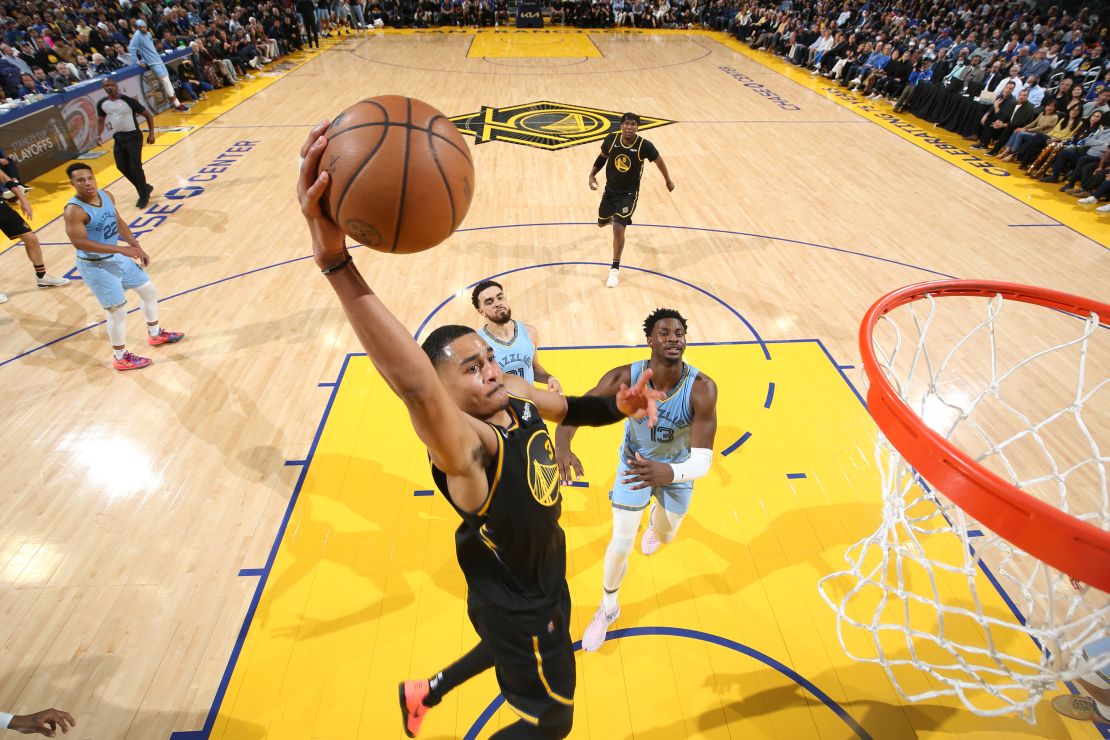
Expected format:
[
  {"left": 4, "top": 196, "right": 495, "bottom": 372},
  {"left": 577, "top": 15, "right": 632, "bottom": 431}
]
[
  {"left": 450, "top": 101, "right": 673, "bottom": 151},
  {"left": 527, "top": 431, "right": 560, "bottom": 506}
]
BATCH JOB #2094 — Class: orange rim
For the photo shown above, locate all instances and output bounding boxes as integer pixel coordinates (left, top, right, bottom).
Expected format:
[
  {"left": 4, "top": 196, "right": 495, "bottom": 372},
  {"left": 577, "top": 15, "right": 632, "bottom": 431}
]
[{"left": 859, "top": 280, "right": 1110, "bottom": 593}]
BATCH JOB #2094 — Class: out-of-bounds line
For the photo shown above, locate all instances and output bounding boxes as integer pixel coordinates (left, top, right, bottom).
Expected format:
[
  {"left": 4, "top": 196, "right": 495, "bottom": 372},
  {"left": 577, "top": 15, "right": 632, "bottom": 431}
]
[{"left": 721, "top": 431, "right": 751, "bottom": 456}]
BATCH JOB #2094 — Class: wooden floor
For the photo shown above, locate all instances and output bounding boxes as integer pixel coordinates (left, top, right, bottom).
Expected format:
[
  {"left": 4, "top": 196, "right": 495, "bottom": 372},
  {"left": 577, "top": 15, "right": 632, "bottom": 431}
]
[{"left": 0, "top": 29, "right": 1106, "bottom": 739}]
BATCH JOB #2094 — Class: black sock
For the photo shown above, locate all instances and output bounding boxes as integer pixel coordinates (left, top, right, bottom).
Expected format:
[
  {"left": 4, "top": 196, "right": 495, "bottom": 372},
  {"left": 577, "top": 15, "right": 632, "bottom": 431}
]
[
  {"left": 424, "top": 642, "right": 495, "bottom": 707},
  {"left": 33, "top": 263, "right": 45, "bottom": 279},
  {"left": 611, "top": 259, "right": 620, "bottom": 270}
]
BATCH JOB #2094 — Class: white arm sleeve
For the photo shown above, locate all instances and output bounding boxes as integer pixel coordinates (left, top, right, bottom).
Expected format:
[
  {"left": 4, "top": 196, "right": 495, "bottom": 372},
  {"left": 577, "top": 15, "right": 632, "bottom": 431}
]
[
  {"left": 669, "top": 448, "right": 712, "bottom": 483},
  {"left": 0, "top": 711, "right": 13, "bottom": 729}
]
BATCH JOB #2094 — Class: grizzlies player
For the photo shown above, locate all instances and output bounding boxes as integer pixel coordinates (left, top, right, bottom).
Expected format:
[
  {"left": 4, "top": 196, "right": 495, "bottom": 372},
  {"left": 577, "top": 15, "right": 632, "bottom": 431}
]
[
  {"left": 297, "top": 121, "right": 664, "bottom": 738},
  {"left": 588, "top": 112, "right": 675, "bottom": 288},
  {"left": 555, "top": 308, "right": 718, "bottom": 651},
  {"left": 63, "top": 163, "right": 183, "bottom": 371},
  {"left": 472, "top": 279, "right": 563, "bottom": 393}
]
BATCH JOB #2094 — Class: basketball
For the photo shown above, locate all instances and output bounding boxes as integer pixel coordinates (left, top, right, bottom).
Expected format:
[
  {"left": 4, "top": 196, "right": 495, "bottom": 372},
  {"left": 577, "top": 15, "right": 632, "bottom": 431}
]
[{"left": 319, "top": 95, "right": 474, "bottom": 254}]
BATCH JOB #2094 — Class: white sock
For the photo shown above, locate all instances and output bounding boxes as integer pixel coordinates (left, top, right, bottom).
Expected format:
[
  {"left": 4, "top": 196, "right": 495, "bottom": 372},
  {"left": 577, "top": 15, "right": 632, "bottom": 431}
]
[
  {"left": 113, "top": 348, "right": 126, "bottom": 361},
  {"left": 602, "top": 507, "right": 642, "bottom": 614}
]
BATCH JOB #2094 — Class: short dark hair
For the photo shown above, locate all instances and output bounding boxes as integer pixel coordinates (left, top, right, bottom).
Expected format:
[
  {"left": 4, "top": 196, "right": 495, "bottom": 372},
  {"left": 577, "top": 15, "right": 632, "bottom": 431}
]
[
  {"left": 621, "top": 112, "right": 640, "bottom": 124},
  {"left": 470, "top": 279, "right": 503, "bottom": 309},
  {"left": 66, "top": 162, "right": 93, "bottom": 178},
  {"left": 643, "top": 308, "right": 687, "bottom": 337},
  {"left": 421, "top": 324, "right": 477, "bottom": 367}
]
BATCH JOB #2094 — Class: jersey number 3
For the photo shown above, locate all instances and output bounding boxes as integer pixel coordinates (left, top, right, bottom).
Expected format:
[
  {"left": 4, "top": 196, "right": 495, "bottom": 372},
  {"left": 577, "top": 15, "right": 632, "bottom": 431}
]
[{"left": 650, "top": 426, "right": 674, "bottom": 443}]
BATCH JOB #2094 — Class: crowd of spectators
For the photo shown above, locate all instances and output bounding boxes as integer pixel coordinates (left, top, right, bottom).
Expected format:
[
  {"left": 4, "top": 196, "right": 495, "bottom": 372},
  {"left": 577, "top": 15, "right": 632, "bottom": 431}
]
[
  {"left": 705, "top": 1, "right": 1110, "bottom": 215},
  {"left": 1, "top": 0, "right": 1109, "bottom": 215}
]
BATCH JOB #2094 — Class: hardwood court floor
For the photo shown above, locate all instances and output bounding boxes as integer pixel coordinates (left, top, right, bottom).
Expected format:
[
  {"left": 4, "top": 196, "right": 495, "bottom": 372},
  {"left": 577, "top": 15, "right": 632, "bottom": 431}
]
[{"left": 0, "top": 29, "right": 1105, "bottom": 739}]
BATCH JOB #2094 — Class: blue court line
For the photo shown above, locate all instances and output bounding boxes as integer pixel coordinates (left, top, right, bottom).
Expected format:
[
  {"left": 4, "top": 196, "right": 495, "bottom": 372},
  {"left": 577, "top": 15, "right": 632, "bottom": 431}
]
[
  {"left": 763, "top": 381, "right": 776, "bottom": 409},
  {"left": 721, "top": 431, "right": 751, "bottom": 456},
  {"left": 1, "top": 222, "right": 963, "bottom": 370},
  {"left": 411, "top": 258, "right": 773, "bottom": 361},
  {"left": 237, "top": 568, "right": 264, "bottom": 577},
  {"left": 837, "top": 363, "right": 855, "bottom": 370},
  {"left": 413, "top": 489, "right": 434, "bottom": 496},
  {"left": 966, "top": 529, "right": 984, "bottom": 538},
  {"left": 463, "top": 626, "right": 872, "bottom": 740},
  {"left": 317, "top": 381, "right": 336, "bottom": 387},
  {"left": 168, "top": 352, "right": 354, "bottom": 740},
  {"left": 786, "top": 472, "right": 807, "bottom": 480},
  {"left": 284, "top": 459, "right": 307, "bottom": 467}
]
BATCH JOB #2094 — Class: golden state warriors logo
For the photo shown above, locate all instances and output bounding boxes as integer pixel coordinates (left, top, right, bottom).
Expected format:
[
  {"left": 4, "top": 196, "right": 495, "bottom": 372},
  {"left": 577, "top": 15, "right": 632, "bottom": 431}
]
[
  {"left": 450, "top": 101, "right": 673, "bottom": 151},
  {"left": 526, "top": 430, "right": 560, "bottom": 507},
  {"left": 614, "top": 154, "right": 632, "bottom": 172}
]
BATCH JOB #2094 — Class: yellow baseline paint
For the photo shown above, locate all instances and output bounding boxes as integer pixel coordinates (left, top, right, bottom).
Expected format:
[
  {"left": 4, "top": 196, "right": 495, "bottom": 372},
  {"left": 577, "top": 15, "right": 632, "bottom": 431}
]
[
  {"left": 707, "top": 30, "right": 1110, "bottom": 248},
  {"left": 467, "top": 29, "right": 603, "bottom": 58},
  {"left": 211, "top": 342, "right": 1095, "bottom": 738},
  {"left": 2, "top": 40, "right": 340, "bottom": 250}
]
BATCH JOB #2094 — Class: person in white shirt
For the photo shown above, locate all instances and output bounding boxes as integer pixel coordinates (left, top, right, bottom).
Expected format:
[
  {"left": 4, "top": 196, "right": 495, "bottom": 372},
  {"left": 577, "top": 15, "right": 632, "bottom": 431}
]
[
  {"left": 0, "top": 707, "right": 75, "bottom": 736},
  {"left": 993, "top": 64, "right": 1024, "bottom": 96},
  {"left": 1024, "top": 75, "right": 1046, "bottom": 107}
]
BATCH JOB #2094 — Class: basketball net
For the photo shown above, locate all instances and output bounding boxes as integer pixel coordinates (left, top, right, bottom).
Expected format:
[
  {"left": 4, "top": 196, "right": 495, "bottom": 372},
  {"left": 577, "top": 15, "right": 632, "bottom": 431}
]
[{"left": 818, "top": 281, "right": 1110, "bottom": 721}]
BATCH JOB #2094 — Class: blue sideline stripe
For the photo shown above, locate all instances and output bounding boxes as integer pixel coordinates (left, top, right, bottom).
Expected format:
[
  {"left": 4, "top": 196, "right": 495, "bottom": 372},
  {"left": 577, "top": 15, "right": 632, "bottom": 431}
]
[
  {"left": 763, "top": 381, "right": 776, "bottom": 409},
  {"left": 721, "top": 431, "right": 751, "bottom": 457},
  {"left": 413, "top": 489, "right": 434, "bottom": 497},
  {"left": 786, "top": 472, "right": 807, "bottom": 480},
  {"left": 237, "top": 568, "right": 264, "bottom": 577},
  {"left": 284, "top": 459, "right": 307, "bottom": 467}
]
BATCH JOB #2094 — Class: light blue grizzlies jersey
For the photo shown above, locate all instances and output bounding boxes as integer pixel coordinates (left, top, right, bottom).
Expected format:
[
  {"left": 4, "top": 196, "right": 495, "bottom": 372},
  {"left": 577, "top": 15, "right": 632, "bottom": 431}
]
[
  {"left": 479, "top": 320, "right": 536, "bottom": 384},
  {"left": 622, "top": 360, "right": 699, "bottom": 464},
  {"left": 67, "top": 190, "right": 120, "bottom": 259}
]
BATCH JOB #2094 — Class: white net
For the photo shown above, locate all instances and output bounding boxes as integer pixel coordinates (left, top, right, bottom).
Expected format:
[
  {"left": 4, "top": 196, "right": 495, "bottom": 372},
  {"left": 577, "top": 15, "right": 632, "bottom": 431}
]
[{"left": 818, "top": 289, "right": 1110, "bottom": 721}]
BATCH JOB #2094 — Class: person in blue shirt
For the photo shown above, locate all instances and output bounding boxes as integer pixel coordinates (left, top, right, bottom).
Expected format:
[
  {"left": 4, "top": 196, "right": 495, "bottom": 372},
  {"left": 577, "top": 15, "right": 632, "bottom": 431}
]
[
  {"left": 128, "top": 18, "right": 188, "bottom": 111},
  {"left": 556, "top": 308, "right": 719, "bottom": 652},
  {"left": 62, "top": 163, "right": 184, "bottom": 371},
  {"left": 471, "top": 280, "right": 563, "bottom": 393},
  {"left": 893, "top": 58, "right": 934, "bottom": 113}
]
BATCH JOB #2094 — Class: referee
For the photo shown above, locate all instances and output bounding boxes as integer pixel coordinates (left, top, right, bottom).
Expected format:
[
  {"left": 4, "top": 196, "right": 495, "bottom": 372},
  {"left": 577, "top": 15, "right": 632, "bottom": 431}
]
[{"left": 96, "top": 77, "right": 156, "bottom": 209}]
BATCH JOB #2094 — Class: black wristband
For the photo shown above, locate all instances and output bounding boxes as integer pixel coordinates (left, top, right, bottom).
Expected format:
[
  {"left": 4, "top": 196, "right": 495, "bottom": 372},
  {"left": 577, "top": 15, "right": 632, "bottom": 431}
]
[
  {"left": 321, "top": 254, "right": 352, "bottom": 275},
  {"left": 562, "top": 394, "right": 622, "bottom": 427}
]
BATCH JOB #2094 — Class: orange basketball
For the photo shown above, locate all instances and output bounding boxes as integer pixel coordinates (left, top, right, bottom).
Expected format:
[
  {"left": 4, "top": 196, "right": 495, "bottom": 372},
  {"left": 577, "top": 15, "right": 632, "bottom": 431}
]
[{"left": 319, "top": 95, "right": 475, "bottom": 254}]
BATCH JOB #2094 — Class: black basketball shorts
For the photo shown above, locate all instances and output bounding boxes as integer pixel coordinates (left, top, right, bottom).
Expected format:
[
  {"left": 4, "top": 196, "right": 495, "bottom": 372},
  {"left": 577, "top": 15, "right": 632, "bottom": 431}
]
[
  {"left": 597, "top": 189, "right": 639, "bottom": 226},
  {"left": 0, "top": 202, "right": 31, "bottom": 239},
  {"left": 468, "top": 584, "right": 575, "bottom": 732}
]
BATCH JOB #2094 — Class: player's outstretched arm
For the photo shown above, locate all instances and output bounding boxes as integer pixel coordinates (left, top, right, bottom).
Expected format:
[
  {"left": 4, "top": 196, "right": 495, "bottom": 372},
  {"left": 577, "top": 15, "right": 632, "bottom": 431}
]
[
  {"left": 298, "top": 121, "right": 487, "bottom": 491},
  {"left": 550, "top": 365, "right": 642, "bottom": 483}
]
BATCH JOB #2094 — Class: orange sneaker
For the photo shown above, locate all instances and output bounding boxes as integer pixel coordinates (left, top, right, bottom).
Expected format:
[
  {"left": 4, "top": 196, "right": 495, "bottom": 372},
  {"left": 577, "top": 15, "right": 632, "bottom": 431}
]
[
  {"left": 398, "top": 680, "right": 431, "bottom": 738},
  {"left": 148, "top": 329, "right": 185, "bottom": 346},
  {"left": 113, "top": 352, "right": 152, "bottom": 371}
]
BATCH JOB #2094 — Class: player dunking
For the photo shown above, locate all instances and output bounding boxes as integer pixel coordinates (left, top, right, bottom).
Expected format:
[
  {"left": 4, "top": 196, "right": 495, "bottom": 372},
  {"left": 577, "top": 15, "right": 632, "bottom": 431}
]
[
  {"left": 556, "top": 308, "right": 718, "bottom": 651},
  {"left": 588, "top": 113, "right": 674, "bottom": 288},
  {"left": 298, "top": 121, "right": 664, "bottom": 739},
  {"left": 472, "top": 279, "right": 563, "bottom": 393}
]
